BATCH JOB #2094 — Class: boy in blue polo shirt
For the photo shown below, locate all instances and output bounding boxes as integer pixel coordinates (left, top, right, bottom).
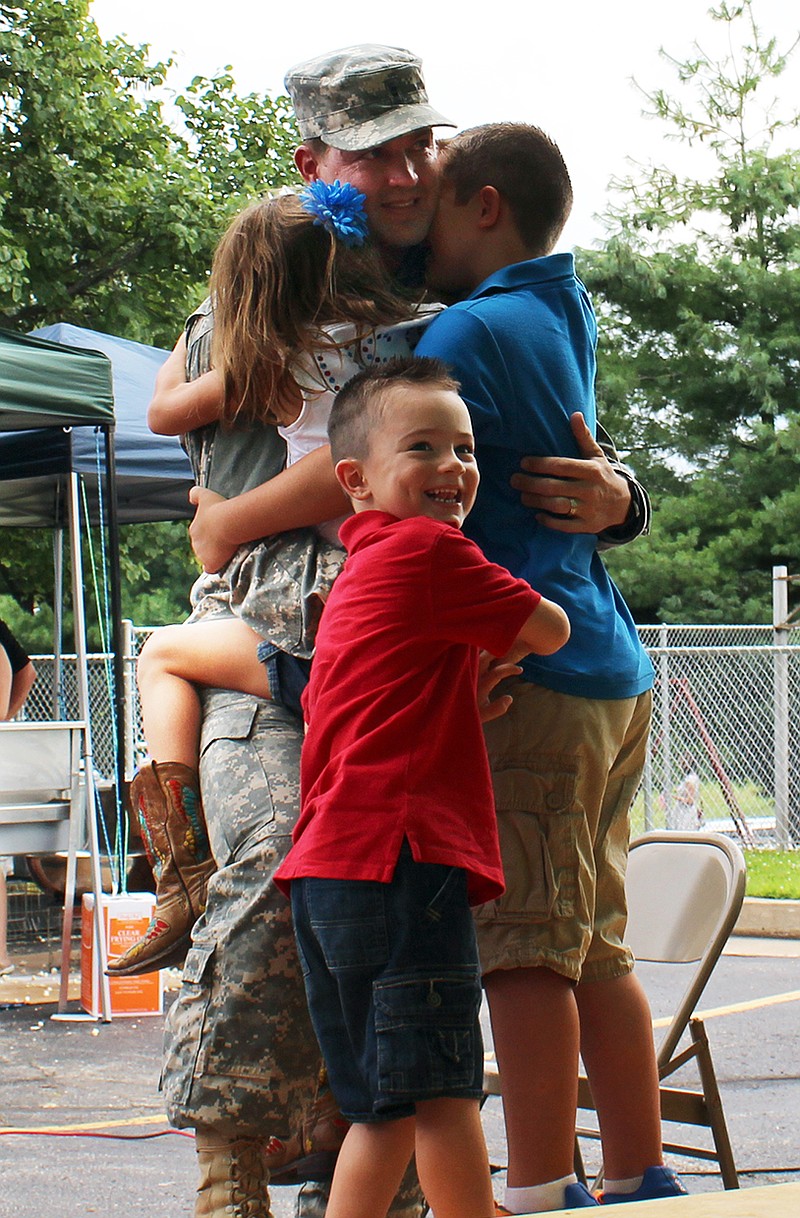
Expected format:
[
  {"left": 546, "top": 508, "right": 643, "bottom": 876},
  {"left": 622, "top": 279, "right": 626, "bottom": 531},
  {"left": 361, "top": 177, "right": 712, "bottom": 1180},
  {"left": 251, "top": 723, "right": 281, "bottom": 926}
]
[{"left": 416, "top": 124, "right": 686, "bottom": 1212}]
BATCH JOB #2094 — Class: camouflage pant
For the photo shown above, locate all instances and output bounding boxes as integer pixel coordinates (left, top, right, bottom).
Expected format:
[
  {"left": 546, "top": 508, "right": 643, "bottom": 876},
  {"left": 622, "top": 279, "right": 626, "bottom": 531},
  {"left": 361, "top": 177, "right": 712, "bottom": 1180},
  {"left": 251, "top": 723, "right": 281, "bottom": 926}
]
[
  {"left": 162, "top": 689, "right": 321, "bottom": 1136},
  {"left": 161, "top": 689, "right": 426, "bottom": 1218}
]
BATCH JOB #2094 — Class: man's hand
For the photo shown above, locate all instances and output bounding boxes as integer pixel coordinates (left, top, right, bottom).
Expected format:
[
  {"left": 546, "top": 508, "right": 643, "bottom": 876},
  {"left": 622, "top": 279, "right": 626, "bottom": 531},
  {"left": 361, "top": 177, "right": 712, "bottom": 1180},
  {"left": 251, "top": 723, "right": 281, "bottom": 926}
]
[
  {"left": 511, "top": 412, "right": 632, "bottom": 535},
  {"left": 477, "top": 653, "right": 522, "bottom": 724},
  {"left": 188, "top": 486, "right": 237, "bottom": 573}
]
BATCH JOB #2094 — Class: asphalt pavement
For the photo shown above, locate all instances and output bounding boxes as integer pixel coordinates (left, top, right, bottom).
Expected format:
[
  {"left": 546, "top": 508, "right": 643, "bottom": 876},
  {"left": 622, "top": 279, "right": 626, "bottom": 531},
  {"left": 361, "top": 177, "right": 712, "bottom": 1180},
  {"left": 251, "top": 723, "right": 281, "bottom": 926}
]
[{"left": 1, "top": 931, "right": 798, "bottom": 1217}]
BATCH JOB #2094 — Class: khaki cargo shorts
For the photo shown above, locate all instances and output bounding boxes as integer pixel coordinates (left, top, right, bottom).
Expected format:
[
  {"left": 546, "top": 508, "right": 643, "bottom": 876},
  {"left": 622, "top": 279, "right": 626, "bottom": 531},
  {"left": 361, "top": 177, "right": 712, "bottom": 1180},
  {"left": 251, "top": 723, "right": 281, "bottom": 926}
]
[{"left": 475, "top": 681, "right": 652, "bottom": 984}]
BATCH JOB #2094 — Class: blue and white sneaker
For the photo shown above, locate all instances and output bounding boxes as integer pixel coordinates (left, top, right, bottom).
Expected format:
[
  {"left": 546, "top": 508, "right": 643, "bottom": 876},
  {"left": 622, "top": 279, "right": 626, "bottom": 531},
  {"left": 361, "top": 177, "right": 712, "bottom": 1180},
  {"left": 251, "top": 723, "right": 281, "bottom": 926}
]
[
  {"left": 563, "top": 1181, "right": 600, "bottom": 1207},
  {"left": 600, "top": 1165, "right": 687, "bottom": 1204}
]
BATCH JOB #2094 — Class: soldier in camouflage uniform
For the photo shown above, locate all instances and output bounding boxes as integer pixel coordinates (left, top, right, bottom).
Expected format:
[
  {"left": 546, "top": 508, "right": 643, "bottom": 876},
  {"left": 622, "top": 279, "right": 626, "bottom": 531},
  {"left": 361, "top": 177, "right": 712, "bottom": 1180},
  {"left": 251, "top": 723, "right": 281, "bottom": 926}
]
[{"left": 160, "top": 45, "right": 455, "bottom": 1218}]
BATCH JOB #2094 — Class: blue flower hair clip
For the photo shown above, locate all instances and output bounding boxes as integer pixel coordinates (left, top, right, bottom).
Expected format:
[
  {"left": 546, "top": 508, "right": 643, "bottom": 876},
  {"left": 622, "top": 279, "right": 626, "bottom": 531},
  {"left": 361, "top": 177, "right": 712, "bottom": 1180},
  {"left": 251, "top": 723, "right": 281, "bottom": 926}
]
[{"left": 300, "top": 179, "right": 369, "bottom": 248}]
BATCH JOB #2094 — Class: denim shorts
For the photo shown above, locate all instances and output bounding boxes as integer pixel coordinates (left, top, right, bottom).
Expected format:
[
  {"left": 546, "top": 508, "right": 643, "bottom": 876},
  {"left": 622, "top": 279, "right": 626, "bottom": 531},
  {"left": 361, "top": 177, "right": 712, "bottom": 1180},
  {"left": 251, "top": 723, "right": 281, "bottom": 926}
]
[
  {"left": 255, "top": 642, "right": 311, "bottom": 720},
  {"left": 290, "top": 841, "right": 484, "bottom": 1122}
]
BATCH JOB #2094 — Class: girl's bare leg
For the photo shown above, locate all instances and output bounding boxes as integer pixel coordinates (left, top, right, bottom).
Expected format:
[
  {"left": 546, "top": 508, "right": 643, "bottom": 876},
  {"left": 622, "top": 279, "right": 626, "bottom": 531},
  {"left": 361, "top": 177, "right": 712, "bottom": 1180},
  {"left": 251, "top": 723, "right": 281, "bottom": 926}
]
[
  {"left": 415, "top": 1097, "right": 495, "bottom": 1218},
  {"left": 110, "top": 619, "right": 271, "bottom": 975},
  {"left": 137, "top": 618, "right": 270, "bottom": 765},
  {"left": 324, "top": 1117, "right": 416, "bottom": 1218}
]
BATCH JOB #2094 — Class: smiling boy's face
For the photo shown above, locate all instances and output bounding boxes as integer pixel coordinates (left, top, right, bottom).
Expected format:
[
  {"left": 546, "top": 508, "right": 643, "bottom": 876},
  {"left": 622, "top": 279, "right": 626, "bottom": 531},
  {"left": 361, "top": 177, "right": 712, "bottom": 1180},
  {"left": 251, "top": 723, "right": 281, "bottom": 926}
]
[{"left": 342, "top": 384, "right": 479, "bottom": 529}]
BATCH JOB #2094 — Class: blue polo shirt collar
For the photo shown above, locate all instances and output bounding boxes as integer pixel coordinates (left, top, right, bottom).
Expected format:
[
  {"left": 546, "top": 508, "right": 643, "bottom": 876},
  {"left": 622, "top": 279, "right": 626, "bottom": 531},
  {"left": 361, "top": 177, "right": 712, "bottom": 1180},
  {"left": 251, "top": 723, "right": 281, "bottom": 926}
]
[{"left": 467, "top": 251, "right": 576, "bottom": 301}]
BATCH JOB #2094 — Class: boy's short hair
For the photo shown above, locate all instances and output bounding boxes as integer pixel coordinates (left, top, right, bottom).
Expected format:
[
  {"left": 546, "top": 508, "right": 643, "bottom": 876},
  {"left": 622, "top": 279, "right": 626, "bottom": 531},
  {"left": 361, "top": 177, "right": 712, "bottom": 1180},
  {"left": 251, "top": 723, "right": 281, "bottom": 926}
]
[
  {"left": 440, "top": 122, "right": 573, "bottom": 256},
  {"left": 328, "top": 356, "right": 459, "bottom": 462}
]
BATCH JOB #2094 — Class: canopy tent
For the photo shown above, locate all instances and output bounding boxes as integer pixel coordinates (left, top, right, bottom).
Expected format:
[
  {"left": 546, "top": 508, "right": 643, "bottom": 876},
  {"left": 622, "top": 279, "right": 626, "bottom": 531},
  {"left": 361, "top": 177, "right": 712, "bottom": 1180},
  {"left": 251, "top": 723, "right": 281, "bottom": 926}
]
[
  {"left": 0, "top": 323, "right": 191, "bottom": 527},
  {"left": 0, "top": 325, "right": 122, "bottom": 1017},
  {"left": 0, "top": 327, "right": 115, "bottom": 429},
  {"left": 0, "top": 325, "right": 187, "bottom": 808}
]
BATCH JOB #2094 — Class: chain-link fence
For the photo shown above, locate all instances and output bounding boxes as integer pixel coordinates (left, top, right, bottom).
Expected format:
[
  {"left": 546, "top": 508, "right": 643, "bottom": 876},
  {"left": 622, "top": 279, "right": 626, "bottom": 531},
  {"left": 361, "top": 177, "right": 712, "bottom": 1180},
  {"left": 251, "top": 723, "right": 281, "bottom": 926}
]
[
  {"left": 637, "top": 625, "right": 800, "bottom": 848},
  {"left": 21, "top": 651, "right": 119, "bottom": 780},
  {"left": 19, "top": 620, "right": 800, "bottom": 851}
]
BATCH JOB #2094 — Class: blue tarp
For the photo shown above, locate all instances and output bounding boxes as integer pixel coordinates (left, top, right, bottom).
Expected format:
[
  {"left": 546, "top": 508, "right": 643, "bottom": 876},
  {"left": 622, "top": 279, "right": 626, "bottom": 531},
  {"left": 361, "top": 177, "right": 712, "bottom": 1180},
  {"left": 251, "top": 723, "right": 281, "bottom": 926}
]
[{"left": 0, "top": 324, "right": 194, "bottom": 526}]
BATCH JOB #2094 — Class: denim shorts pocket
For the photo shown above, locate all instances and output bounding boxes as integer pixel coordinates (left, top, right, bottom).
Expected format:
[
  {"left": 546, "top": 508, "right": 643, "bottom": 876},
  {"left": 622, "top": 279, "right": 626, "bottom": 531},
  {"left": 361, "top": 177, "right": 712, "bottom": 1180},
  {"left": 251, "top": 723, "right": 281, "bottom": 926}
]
[
  {"left": 476, "top": 753, "right": 580, "bottom": 925},
  {"left": 306, "top": 879, "right": 388, "bottom": 972},
  {"left": 422, "top": 865, "right": 466, "bottom": 925},
  {"left": 374, "top": 971, "right": 482, "bottom": 1100}
]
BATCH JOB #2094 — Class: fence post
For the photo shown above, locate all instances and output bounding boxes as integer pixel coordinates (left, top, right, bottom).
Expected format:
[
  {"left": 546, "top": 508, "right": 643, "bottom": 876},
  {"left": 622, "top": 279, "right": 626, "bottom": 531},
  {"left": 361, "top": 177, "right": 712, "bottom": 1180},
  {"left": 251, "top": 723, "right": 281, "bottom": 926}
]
[
  {"left": 659, "top": 623, "right": 672, "bottom": 829},
  {"left": 773, "top": 566, "right": 790, "bottom": 849}
]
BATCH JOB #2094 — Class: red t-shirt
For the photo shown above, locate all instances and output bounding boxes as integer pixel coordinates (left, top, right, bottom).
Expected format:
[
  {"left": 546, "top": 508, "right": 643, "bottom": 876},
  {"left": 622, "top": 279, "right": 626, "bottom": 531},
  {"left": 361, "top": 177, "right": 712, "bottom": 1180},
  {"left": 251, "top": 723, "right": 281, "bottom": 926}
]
[{"left": 275, "top": 511, "right": 541, "bottom": 906}]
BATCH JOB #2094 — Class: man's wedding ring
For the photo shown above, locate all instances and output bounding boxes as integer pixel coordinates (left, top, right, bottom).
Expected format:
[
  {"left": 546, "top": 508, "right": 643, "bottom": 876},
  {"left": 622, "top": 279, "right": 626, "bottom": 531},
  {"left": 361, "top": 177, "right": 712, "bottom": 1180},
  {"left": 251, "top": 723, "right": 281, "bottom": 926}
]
[{"left": 567, "top": 497, "right": 579, "bottom": 518}]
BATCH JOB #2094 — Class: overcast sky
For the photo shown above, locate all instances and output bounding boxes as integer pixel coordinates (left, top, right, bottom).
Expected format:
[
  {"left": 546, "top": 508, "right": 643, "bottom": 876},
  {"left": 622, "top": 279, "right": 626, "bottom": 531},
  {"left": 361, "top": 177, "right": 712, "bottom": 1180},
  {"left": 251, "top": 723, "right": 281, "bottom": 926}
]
[{"left": 90, "top": 0, "right": 800, "bottom": 250}]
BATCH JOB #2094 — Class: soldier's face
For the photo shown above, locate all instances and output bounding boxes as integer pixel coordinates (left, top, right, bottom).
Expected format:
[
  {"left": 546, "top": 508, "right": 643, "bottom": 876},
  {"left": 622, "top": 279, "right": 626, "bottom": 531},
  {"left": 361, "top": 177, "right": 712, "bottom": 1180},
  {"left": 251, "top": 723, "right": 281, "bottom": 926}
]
[{"left": 299, "top": 129, "right": 439, "bottom": 257}]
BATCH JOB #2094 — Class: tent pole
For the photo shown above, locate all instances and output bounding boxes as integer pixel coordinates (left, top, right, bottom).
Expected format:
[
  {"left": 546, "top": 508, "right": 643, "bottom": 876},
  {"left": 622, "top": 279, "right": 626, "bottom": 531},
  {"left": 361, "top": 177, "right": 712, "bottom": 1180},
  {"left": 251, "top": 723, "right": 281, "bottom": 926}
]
[
  {"left": 67, "top": 471, "right": 112, "bottom": 1021},
  {"left": 103, "top": 426, "right": 127, "bottom": 832}
]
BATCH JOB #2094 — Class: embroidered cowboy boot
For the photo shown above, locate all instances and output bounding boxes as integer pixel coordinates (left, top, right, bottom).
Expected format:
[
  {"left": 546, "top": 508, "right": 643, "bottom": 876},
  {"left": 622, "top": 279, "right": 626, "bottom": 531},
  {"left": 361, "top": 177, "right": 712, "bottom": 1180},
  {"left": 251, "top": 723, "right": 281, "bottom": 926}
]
[{"left": 107, "top": 761, "right": 215, "bottom": 975}]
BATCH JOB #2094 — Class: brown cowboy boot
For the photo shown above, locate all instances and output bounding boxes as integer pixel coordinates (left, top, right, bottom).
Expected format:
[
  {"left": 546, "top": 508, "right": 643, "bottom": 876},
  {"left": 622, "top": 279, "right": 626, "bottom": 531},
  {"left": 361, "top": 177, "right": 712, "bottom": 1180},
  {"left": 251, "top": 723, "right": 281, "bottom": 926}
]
[
  {"left": 194, "top": 1129, "right": 274, "bottom": 1218},
  {"left": 106, "top": 761, "right": 216, "bottom": 976},
  {"left": 264, "top": 1067, "right": 348, "bottom": 1183}
]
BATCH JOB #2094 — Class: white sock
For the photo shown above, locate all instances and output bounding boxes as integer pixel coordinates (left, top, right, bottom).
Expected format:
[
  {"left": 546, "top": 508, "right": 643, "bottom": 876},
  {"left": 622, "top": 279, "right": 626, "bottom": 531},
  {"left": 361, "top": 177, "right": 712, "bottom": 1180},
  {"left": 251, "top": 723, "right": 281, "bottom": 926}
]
[
  {"left": 604, "top": 1174, "right": 644, "bottom": 1194},
  {"left": 504, "top": 1174, "right": 578, "bottom": 1213}
]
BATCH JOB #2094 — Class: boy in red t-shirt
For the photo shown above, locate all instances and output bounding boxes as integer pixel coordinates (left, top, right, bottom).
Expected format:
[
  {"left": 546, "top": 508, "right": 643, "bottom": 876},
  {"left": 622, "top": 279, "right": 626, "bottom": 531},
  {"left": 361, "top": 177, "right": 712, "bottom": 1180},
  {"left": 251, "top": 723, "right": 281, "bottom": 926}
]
[{"left": 275, "top": 356, "right": 569, "bottom": 1218}]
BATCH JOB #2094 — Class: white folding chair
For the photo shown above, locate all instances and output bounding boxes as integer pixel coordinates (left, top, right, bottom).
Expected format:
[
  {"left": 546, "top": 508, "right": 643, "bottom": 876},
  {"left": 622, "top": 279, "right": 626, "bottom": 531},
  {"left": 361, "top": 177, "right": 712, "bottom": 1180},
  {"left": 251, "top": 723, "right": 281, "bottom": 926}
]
[
  {"left": 483, "top": 831, "right": 746, "bottom": 1190},
  {"left": 574, "top": 830, "right": 746, "bottom": 1188}
]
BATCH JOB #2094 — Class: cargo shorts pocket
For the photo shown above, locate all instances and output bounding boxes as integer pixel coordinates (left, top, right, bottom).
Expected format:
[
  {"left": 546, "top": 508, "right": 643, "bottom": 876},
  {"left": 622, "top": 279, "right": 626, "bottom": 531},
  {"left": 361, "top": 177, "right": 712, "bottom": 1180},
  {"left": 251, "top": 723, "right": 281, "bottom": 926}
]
[
  {"left": 374, "top": 972, "right": 482, "bottom": 1100},
  {"left": 476, "top": 754, "right": 580, "bottom": 925}
]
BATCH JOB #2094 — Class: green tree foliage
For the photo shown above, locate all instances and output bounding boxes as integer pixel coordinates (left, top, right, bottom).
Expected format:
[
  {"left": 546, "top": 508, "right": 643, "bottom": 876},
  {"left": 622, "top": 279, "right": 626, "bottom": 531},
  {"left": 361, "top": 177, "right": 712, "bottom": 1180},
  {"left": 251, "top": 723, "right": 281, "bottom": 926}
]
[
  {"left": 118, "top": 520, "right": 199, "bottom": 628},
  {"left": 605, "top": 418, "right": 800, "bottom": 623},
  {"left": 0, "top": 0, "right": 299, "bottom": 345},
  {"left": 1, "top": 517, "right": 198, "bottom": 653},
  {"left": 1, "top": 1, "right": 301, "bottom": 634},
  {"left": 579, "top": 2, "right": 800, "bottom": 622}
]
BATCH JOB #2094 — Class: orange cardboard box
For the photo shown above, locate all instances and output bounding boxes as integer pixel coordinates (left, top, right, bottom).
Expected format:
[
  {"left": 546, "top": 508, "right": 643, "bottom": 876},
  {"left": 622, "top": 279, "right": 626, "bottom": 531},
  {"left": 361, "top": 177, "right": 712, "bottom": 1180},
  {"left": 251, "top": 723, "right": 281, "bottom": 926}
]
[{"left": 81, "top": 892, "right": 163, "bottom": 1017}]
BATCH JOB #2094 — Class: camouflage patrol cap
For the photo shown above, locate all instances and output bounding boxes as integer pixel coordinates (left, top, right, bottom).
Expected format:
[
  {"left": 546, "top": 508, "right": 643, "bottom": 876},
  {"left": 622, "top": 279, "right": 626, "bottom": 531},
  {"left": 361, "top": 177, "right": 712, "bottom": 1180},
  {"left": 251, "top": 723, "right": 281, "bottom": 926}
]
[{"left": 285, "top": 44, "right": 455, "bottom": 152}]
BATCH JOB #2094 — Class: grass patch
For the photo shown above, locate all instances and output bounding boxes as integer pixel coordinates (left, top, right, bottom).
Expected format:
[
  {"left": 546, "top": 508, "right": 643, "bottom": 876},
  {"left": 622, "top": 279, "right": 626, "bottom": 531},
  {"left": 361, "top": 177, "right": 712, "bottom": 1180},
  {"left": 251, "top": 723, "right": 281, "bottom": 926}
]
[{"left": 744, "top": 849, "right": 800, "bottom": 899}]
